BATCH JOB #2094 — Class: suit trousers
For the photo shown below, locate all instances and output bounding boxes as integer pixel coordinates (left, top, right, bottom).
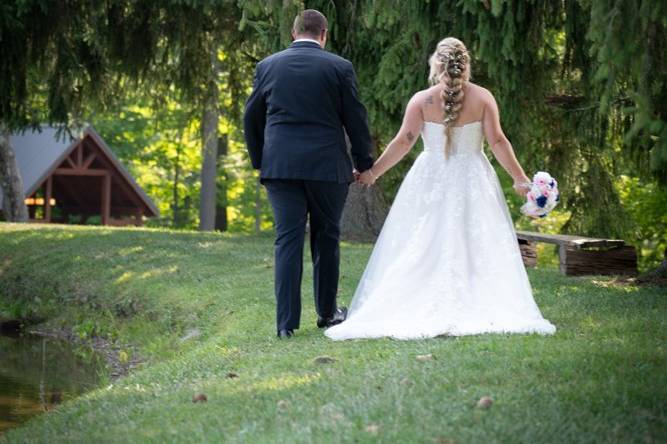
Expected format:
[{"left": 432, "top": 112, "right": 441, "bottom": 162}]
[{"left": 264, "top": 179, "right": 349, "bottom": 331}]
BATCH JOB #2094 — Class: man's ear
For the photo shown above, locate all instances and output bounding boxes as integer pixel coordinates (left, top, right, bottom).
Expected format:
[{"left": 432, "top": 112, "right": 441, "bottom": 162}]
[{"left": 291, "top": 30, "right": 297, "bottom": 41}]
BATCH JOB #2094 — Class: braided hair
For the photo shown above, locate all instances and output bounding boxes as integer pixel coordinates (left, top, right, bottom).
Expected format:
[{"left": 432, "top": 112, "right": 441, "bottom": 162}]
[{"left": 428, "top": 38, "right": 471, "bottom": 158}]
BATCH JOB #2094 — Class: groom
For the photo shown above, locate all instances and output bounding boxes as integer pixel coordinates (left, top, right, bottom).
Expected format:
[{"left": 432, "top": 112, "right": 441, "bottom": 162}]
[{"left": 243, "top": 9, "right": 374, "bottom": 338}]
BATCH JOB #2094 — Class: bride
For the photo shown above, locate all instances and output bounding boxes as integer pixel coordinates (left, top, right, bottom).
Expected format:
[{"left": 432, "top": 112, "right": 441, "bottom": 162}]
[{"left": 326, "top": 37, "right": 556, "bottom": 340}]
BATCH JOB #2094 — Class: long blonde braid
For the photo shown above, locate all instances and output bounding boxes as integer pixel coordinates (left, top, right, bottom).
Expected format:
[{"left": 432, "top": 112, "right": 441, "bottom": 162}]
[{"left": 428, "top": 38, "right": 471, "bottom": 158}]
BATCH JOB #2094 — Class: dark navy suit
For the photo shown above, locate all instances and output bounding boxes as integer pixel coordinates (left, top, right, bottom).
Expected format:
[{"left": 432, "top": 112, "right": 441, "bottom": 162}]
[{"left": 243, "top": 40, "right": 373, "bottom": 332}]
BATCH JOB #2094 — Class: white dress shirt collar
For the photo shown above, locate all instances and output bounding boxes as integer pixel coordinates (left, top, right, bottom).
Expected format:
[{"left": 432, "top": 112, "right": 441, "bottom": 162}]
[{"left": 293, "top": 38, "right": 321, "bottom": 46}]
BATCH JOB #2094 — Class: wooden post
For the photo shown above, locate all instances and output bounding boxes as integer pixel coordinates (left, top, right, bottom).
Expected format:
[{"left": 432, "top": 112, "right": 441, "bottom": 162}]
[
  {"left": 101, "top": 173, "right": 111, "bottom": 225},
  {"left": 518, "top": 239, "right": 537, "bottom": 268},
  {"left": 44, "top": 176, "right": 52, "bottom": 222},
  {"left": 558, "top": 245, "right": 568, "bottom": 275},
  {"left": 76, "top": 143, "right": 83, "bottom": 167}
]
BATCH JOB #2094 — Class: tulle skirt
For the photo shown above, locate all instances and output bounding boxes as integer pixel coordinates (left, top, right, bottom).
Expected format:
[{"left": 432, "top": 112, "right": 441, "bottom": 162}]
[{"left": 326, "top": 148, "right": 556, "bottom": 340}]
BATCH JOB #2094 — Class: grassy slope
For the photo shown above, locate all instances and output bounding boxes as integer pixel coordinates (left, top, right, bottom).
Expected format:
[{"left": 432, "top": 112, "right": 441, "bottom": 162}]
[{"left": 0, "top": 223, "right": 665, "bottom": 443}]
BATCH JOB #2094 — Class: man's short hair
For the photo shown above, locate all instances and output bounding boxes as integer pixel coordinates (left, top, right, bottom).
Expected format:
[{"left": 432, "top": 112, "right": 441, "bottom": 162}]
[{"left": 293, "top": 9, "right": 328, "bottom": 38}]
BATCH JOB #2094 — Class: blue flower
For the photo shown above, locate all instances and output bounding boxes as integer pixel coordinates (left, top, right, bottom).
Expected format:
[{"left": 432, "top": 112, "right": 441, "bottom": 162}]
[
  {"left": 536, "top": 195, "right": 548, "bottom": 208},
  {"left": 550, "top": 180, "right": 555, "bottom": 188},
  {"left": 555, "top": 193, "right": 560, "bottom": 202}
]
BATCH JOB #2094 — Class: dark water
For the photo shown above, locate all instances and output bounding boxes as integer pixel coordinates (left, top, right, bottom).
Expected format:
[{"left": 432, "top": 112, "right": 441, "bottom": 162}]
[{"left": 0, "top": 334, "right": 107, "bottom": 433}]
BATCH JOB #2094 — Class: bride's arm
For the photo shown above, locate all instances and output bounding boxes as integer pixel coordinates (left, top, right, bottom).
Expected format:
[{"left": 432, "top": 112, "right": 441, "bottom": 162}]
[
  {"left": 481, "top": 89, "right": 531, "bottom": 194},
  {"left": 359, "top": 94, "right": 424, "bottom": 184}
]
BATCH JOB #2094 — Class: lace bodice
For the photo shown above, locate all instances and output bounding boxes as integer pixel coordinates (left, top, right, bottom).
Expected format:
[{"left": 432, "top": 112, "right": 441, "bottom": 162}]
[{"left": 421, "top": 120, "right": 484, "bottom": 155}]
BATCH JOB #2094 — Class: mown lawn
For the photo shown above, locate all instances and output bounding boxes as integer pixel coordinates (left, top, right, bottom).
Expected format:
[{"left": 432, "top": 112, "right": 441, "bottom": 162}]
[{"left": 0, "top": 223, "right": 665, "bottom": 443}]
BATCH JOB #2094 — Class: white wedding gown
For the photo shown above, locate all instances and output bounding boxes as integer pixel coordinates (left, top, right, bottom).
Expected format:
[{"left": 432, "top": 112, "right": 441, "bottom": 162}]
[{"left": 326, "top": 120, "right": 556, "bottom": 340}]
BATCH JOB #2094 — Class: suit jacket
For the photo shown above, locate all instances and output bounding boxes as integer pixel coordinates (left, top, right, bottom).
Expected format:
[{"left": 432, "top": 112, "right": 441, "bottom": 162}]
[{"left": 243, "top": 41, "right": 374, "bottom": 183}]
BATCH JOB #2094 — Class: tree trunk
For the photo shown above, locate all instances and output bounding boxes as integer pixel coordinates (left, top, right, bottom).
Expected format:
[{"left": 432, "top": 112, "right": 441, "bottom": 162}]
[
  {"left": 637, "top": 247, "right": 667, "bottom": 286},
  {"left": 340, "top": 132, "right": 388, "bottom": 242},
  {"left": 198, "top": 48, "right": 220, "bottom": 231},
  {"left": 340, "top": 183, "right": 388, "bottom": 242},
  {"left": 0, "top": 125, "right": 28, "bottom": 222},
  {"left": 172, "top": 142, "right": 181, "bottom": 227},
  {"left": 214, "top": 134, "right": 228, "bottom": 231}
]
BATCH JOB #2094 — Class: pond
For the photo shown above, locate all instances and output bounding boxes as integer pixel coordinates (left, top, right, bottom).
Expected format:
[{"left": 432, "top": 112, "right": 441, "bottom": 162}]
[{"left": 0, "top": 332, "right": 107, "bottom": 434}]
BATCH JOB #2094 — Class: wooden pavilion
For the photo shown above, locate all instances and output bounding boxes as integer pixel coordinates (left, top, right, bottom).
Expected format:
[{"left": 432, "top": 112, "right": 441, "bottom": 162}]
[{"left": 0, "top": 126, "right": 159, "bottom": 226}]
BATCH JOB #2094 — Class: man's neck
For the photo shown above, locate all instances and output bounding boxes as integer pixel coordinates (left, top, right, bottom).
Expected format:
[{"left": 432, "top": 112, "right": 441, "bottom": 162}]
[{"left": 293, "top": 37, "right": 322, "bottom": 47}]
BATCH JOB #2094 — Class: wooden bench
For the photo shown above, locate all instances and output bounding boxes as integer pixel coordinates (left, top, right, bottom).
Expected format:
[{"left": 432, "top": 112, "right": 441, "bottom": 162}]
[{"left": 516, "top": 230, "right": 638, "bottom": 276}]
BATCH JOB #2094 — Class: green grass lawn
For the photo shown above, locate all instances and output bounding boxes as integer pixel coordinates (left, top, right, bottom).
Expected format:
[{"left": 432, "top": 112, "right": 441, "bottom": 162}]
[{"left": 0, "top": 223, "right": 665, "bottom": 443}]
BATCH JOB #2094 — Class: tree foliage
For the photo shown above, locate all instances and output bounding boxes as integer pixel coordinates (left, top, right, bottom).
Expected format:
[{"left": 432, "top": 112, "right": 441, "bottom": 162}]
[
  {"left": 1, "top": 0, "right": 665, "bottom": 267},
  {"left": 240, "top": 0, "right": 665, "bottom": 244},
  {"left": 0, "top": 0, "right": 254, "bottom": 226},
  {"left": 0, "top": 1, "right": 249, "bottom": 127}
]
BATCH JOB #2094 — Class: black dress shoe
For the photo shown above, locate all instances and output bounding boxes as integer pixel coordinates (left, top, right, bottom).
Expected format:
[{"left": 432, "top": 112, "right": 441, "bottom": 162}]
[
  {"left": 277, "top": 329, "right": 293, "bottom": 338},
  {"left": 317, "top": 307, "right": 348, "bottom": 328}
]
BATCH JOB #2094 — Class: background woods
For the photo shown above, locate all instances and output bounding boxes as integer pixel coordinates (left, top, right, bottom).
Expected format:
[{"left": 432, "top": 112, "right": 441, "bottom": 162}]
[{"left": 0, "top": 0, "right": 665, "bottom": 269}]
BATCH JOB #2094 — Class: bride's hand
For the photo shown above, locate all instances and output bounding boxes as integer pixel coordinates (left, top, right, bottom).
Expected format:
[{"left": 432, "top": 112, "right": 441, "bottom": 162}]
[
  {"left": 358, "top": 168, "right": 377, "bottom": 187},
  {"left": 512, "top": 177, "right": 531, "bottom": 197}
]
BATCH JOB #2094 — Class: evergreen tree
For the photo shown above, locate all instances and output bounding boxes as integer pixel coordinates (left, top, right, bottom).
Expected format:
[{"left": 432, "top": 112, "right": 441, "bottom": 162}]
[{"left": 239, "top": 0, "right": 666, "bottom": 241}]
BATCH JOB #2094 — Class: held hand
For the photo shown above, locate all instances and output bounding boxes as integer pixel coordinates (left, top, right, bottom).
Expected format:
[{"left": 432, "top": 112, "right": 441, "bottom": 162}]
[
  {"left": 352, "top": 169, "right": 361, "bottom": 182},
  {"left": 357, "top": 168, "right": 377, "bottom": 187}
]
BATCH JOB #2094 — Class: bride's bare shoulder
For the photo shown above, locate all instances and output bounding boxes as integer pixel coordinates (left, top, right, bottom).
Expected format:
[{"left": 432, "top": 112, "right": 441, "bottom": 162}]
[
  {"left": 409, "top": 85, "right": 443, "bottom": 111},
  {"left": 467, "top": 82, "right": 495, "bottom": 102}
]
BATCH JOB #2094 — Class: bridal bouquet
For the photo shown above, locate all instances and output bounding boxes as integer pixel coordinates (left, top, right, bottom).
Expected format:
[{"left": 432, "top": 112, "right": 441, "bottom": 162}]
[{"left": 520, "top": 171, "right": 560, "bottom": 218}]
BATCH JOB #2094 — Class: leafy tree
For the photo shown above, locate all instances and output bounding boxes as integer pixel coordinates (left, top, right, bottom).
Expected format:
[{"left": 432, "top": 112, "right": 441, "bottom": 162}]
[
  {"left": 90, "top": 90, "right": 202, "bottom": 228},
  {"left": 0, "top": 0, "right": 250, "bottom": 230}
]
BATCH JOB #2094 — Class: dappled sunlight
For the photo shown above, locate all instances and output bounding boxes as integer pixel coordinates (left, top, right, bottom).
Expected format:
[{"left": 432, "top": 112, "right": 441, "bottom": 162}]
[
  {"left": 578, "top": 316, "right": 602, "bottom": 331},
  {"left": 37, "top": 231, "right": 77, "bottom": 241},
  {"left": 117, "top": 246, "right": 145, "bottom": 256},
  {"left": 552, "top": 284, "right": 588, "bottom": 296},
  {"left": 1, "top": 224, "right": 665, "bottom": 442},
  {"left": 589, "top": 278, "right": 639, "bottom": 292},
  {"left": 138, "top": 266, "right": 178, "bottom": 280},
  {"left": 247, "top": 372, "right": 321, "bottom": 393},
  {"left": 213, "top": 345, "right": 242, "bottom": 358},
  {"left": 96, "top": 371, "right": 321, "bottom": 405},
  {"left": 111, "top": 265, "right": 180, "bottom": 288},
  {"left": 114, "top": 271, "right": 134, "bottom": 284},
  {"left": 119, "top": 383, "right": 149, "bottom": 394}
]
